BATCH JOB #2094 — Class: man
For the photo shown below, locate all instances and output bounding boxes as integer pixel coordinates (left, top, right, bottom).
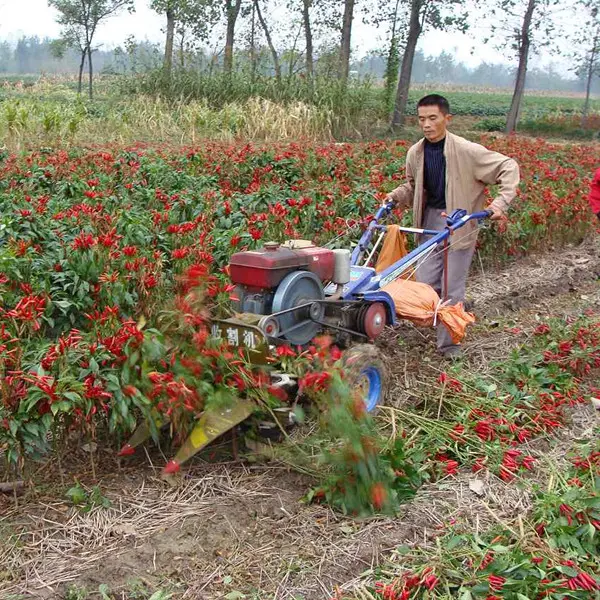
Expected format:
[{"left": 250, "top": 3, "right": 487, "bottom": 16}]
[
  {"left": 385, "top": 94, "right": 520, "bottom": 358},
  {"left": 589, "top": 167, "right": 600, "bottom": 221}
]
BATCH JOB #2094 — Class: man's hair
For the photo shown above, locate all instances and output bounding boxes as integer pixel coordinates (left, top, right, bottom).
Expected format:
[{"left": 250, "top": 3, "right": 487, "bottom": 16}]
[{"left": 417, "top": 94, "right": 450, "bottom": 115}]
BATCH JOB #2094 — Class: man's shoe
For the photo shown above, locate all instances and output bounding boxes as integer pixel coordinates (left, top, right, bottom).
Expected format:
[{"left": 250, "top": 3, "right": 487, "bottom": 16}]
[{"left": 440, "top": 347, "right": 463, "bottom": 361}]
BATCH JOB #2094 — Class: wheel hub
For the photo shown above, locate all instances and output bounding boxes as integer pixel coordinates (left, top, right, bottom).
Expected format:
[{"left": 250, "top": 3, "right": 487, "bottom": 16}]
[
  {"left": 360, "top": 302, "right": 387, "bottom": 339},
  {"left": 271, "top": 271, "right": 325, "bottom": 345}
]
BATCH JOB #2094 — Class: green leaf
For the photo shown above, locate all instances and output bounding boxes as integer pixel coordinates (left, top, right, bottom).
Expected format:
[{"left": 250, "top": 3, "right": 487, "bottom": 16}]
[
  {"left": 224, "top": 592, "right": 245, "bottom": 600},
  {"left": 148, "top": 591, "right": 173, "bottom": 600},
  {"left": 586, "top": 522, "right": 596, "bottom": 540},
  {"left": 292, "top": 404, "right": 305, "bottom": 423},
  {"left": 66, "top": 483, "right": 87, "bottom": 505},
  {"left": 446, "top": 535, "right": 465, "bottom": 550},
  {"left": 554, "top": 565, "right": 578, "bottom": 578},
  {"left": 445, "top": 569, "right": 465, "bottom": 580},
  {"left": 51, "top": 401, "right": 72, "bottom": 415},
  {"left": 471, "top": 583, "right": 489, "bottom": 595},
  {"left": 517, "top": 594, "right": 531, "bottom": 600},
  {"left": 53, "top": 300, "right": 72, "bottom": 310}
]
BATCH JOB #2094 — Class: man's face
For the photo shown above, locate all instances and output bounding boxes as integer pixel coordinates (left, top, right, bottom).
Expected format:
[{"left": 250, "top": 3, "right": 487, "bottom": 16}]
[{"left": 417, "top": 105, "right": 450, "bottom": 143}]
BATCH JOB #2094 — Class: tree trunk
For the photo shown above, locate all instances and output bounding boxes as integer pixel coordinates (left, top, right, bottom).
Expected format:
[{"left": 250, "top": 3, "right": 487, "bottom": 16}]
[
  {"left": 224, "top": 0, "right": 243, "bottom": 74},
  {"left": 164, "top": 6, "right": 175, "bottom": 76},
  {"left": 179, "top": 32, "right": 186, "bottom": 68},
  {"left": 77, "top": 49, "right": 86, "bottom": 95},
  {"left": 209, "top": 52, "right": 218, "bottom": 76},
  {"left": 255, "top": 0, "right": 281, "bottom": 81},
  {"left": 505, "top": 0, "right": 536, "bottom": 133},
  {"left": 339, "top": 0, "right": 355, "bottom": 83},
  {"left": 581, "top": 28, "right": 599, "bottom": 129},
  {"left": 250, "top": 1, "right": 257, "bottom": 80},
  {"left": 87, "top": 45, "right": 93, "bottom": 99},
  {"left": 391, "top": 0, "right": 422, "bottom": 128},
  {"left": 287, "top": 23, "right": 302, "bottom": 80},
  {"left": 385, "top": 0, "right": 401, "bottom": 113},
  {"left": 302, "top": 0, "right": 314, "bottom": 80}
]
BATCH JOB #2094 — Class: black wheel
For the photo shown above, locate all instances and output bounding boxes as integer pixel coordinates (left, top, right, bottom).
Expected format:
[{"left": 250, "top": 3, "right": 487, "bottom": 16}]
[{"left": 342, "top": 344, "right": 388, "bottom": 412}]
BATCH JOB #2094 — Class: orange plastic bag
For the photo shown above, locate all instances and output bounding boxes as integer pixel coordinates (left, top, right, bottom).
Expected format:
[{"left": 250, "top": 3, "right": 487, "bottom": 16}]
[
  {"left": 382, "top": 278, "right": 475, "bottom": 345},
  {"left": 375, "top": 225, "right": 410, "bottom": 274}
]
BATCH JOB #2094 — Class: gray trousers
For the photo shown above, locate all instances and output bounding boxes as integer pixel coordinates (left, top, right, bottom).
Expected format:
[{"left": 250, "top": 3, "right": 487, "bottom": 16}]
[{"left": 415, "top": 208, "right": 476, "bottom": 353}]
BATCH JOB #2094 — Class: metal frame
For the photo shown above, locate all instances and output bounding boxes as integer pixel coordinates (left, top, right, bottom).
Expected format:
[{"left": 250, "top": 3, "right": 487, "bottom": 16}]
[
  {"left": 265, "top": 206, "right": 491, "bottom": 336},
  {"left": 347, "top": 205, "right": 491, "bottom": 294}
]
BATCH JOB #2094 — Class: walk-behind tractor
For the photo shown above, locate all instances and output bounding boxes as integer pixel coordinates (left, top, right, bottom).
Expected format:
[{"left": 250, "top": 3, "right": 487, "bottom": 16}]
[{"left": 119, "top": 204, "right": 491, "bottom": 472}]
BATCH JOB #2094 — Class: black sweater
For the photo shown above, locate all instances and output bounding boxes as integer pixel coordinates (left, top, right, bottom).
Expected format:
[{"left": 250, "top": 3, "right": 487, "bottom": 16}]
[{"left": 423, "top": 137, "right": 446, "bottom": 209}]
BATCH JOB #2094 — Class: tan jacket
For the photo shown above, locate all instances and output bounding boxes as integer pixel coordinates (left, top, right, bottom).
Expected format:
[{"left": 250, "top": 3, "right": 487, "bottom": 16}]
[{"left": 389, "top": 131, "right": 520, "bottom": 250}]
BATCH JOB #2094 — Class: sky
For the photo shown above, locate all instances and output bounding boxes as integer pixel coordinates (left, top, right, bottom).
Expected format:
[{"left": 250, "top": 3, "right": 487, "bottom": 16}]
[{"left": 0, "top": 0, "right": 569, "bottom": 74}]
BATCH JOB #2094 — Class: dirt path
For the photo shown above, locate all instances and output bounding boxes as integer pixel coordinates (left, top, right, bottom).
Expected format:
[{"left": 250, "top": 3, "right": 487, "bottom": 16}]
[{"left": 1, "top": 238, "right": 599, "bottom": 600}]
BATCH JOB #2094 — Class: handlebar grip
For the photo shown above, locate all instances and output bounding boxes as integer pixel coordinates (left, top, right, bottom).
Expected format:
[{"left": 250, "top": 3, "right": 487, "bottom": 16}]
[
  {"left": 471, "top": 210, "right": 493, "bottom": 220},
  {"left": 375, "top": 202, "right": 394, "bottom": 220}
]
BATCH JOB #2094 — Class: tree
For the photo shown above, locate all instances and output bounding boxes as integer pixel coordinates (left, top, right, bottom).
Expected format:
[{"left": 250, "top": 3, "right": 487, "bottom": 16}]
[
  {"left": 384, "top": 0, "right": 402, "bottom": 112},
  {"left": 339, "top": 0, "right": 355, "bottom": 83},
  {"left": 0, "top": 42, "right": 11, "bottom": 73},
  {"left": 14, "top": 38, "right": 33, "bottom": 74},
  {"left": 570, "top": 0, "right": 600, "bottom": 127},
  {"left": 254, "top": 0, "right": 281, "bottom": 81},
  {"left": 49, "top": 0, "right": 134, "bottom": 98},
  {"left": 224, "top": 0, "right": 243, "bottom": 73},
  {"left": 504, "top": 0, "right": 536, "bottom": 133},
  {"left": 365, "top": 0, "right": 403, "bottom": 116},
  {"left": 150, "top": 0, "right": 219, "bottom": 77},
  {"left": 486, "top": 0, "right": 562, "bottom": 133},
  {"left": 280, "top": 0, "right": 343, "bottom": 81},
  {"left": 391, "top": 0, "right": 468, "bottom": 129},
  {"left": 302, "top": 0, "right": 314, "bottom": 79}
]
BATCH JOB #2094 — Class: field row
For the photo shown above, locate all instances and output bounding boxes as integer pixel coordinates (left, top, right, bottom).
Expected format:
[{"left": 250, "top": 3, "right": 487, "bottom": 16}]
[{"left": 0, "top": 136, "right": 596, "bottom": 467}]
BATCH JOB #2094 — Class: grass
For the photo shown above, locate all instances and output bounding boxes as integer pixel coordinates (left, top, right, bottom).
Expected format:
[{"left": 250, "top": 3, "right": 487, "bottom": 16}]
[
  {"left": 407, "top": 88, "right": 600, "bottom": 117},
  {"left": 0, "top": 95, "right": 337, "bottom": 149},
  {"left": 0, "top": 74, "right": 598, "bottom": 148}
]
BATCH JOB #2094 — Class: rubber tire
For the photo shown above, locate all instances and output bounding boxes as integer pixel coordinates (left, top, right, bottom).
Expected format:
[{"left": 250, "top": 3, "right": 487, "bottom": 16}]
[{"left": 341, "top": 344, "right": 388, "bottom": 413}]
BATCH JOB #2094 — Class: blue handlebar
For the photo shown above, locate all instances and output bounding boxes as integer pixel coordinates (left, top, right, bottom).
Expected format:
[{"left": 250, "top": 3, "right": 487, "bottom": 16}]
[
  {"left": 374, "top": 202, "right": 394, "bottom": 221},
  {"left": 444, "top": 208, "right": 493, "bottom": 228},
  {"left": 351, "top": 202, "right": 493, "bottom": 266},
  {"left": 469, "top": 209, "right": 494, "bottom": 221}
]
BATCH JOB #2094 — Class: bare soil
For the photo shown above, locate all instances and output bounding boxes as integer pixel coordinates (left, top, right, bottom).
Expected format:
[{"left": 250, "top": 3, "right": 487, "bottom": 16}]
[{"left": 1, "top": 237, "right": 599, "bottom": 600}]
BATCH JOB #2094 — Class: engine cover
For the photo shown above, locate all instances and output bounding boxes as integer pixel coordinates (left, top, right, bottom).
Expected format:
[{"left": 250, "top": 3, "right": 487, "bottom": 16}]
[{"left": 229, "top": 241, "right": 335, "bottom": 290}]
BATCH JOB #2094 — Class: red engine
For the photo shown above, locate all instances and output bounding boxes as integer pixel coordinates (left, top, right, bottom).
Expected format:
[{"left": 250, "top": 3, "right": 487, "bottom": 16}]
[
  {"left": 230, "top": 241, "right": 335, "bottom": 290},
  {"left": 228, "top": 240, "right": 382, "bottom": 347},
  {"left": 228, "top": 241, "right": 335, "bottom": 321}
]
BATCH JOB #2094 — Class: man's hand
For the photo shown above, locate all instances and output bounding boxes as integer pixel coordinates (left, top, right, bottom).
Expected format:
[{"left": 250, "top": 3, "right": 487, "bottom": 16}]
[
  {"left": 488, "top": 205, "right": 506, "bottom": 222},
  {"left": 382, "top": 193, "right": 395, "bottom": 208}
]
